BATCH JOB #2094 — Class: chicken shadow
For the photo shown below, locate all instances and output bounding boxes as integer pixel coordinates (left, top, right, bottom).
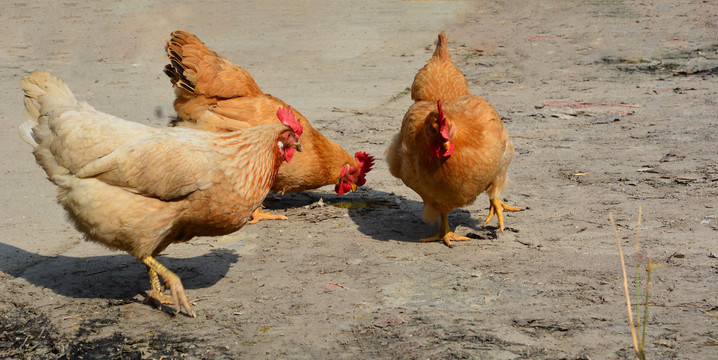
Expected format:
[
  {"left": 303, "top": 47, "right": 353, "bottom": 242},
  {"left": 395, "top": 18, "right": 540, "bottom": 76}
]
[
  {"left": 0, "top": 242, "right": 238, "bottom": 300},
  {"left": 261, "top": 191, "right": 327, "bottom": 211},
  {"left": 326, "top": 188, "right": 495, "bottom": 243},
  {"left": 247, "top": 189, "right": 499, "bottom": 243}
]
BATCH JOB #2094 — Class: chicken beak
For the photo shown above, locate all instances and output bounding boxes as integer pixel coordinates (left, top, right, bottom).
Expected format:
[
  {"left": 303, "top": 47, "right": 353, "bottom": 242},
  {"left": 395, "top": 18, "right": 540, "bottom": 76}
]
[
  {"left": 442, "top": 141, "right": 451, "bottom": 151},
  {"left": 351, "top": 183, "right": 357, "bottom": 192},
  {"left": 294, "top": 141, "right": 303, "bottom": 152}
]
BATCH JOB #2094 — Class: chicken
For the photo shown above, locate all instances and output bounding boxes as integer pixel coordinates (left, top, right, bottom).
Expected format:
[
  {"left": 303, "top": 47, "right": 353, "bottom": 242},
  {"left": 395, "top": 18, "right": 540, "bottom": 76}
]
[
  {"left": 163, "top": 30, "right": 374, "bottom": 222},
  {"left": 386, "top": 31, "right": 521, "bottom": 247},
  {"left": 18, "top": 71, "right": 303, "bottom": 317}
]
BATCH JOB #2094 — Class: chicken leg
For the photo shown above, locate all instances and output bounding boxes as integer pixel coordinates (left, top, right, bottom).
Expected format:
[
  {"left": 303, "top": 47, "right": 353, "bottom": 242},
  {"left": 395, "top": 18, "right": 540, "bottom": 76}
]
[
  {"left": 483, "top": 198, "right": 522, "bottom": 231},
  {"left": 141, "top": 256, "right": 196, "bottom": 317},
  {"left": 420, "top": 213, "right": 469, "bottom": 248}
]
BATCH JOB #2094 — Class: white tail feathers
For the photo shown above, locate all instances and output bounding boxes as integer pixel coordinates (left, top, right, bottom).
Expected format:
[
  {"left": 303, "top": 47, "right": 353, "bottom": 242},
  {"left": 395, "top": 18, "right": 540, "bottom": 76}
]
[
  {"left": 18, "top": 120, "right": 38, "bottom": 147},
  {"left": 21, "top": 71, "right": 78, "bottom": 120},
  {"left": 19, "top": 71, "right": 78, "bottom": 147}
]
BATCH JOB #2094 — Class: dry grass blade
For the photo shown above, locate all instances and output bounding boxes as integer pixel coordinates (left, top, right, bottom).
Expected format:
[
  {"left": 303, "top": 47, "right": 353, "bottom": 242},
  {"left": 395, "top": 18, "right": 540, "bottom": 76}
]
[
  {"left": 610, "top": 212, "right": 641, "bottom": 359},
  {"left": 703, "top": 311, "right": 718, "bottom": 319},
  {"left": 635, "top": 205, "right": 642, "bottom": 251},
  {"left": 634, "top": 205, "right": 642, "bottom": 346}
]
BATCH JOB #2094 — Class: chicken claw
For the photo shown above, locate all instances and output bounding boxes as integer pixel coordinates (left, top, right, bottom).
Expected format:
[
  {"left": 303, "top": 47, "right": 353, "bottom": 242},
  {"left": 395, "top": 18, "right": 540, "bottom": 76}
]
[
  {"left": 483, "top": 198, "right": 522, "bottom": 231},
  {"left": 248, "top": 207, "right": 288, "bottom": 224},
  {"left": 143, "top": 268, "right": 176, "bottom": 308},
  {"left": 141, "top": 256, "right": 196, "bottom": 317},
  {"left": 419, "top": 214, "right": 470, "bottom": 248},
  {"left": 144, "top": 286, "right": 197, "bottom": 313},
  {"left": 420, "top": 231, "right": 470, "bottom": 248},
  {"left": 144, "top": 287, "right": 172, "bottom": 307}
]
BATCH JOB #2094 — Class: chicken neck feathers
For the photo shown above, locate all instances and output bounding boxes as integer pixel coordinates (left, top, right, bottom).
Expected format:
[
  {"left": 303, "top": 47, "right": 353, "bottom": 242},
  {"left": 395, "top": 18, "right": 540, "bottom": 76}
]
[{"left": 391, "top": 96, "right": 508, "bottom": 214}]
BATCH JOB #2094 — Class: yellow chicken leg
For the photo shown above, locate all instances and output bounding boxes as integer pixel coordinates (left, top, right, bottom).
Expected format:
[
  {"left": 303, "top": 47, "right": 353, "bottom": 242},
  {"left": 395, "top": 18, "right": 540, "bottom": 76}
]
[
  {"left": 483, "top": 198, "right": 522, "bottom": 231},
  {"left": 141, "top": 256, "right": 196, "bottom": 317},
  {"left": 248, "top": 206, "right": 288, "bottom": 224},
  {"left": 420, "top": 213, "right": 470, "bottom": 248}
]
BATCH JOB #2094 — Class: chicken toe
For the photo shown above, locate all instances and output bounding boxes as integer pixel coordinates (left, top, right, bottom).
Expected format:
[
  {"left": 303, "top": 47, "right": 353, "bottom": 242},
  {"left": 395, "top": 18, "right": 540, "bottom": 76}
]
[
  {"left": 144, "top": 286, "right": 197, "bottom": 312},
  {"left": 419, "top": 214, "right": 470, "bottom": 247},
  {"left": 143, "top": 267, "right": 172, "bottom": 307},
  {"left": 420, "top": 231, "right": 470, "bottom": 248},
  {"left": 248, "top": 207, "right": 288, "bottom": 224},
  {"left": 141, "top": 256, "right": 196, "bottom": 317},
  {"left": 483, "top": 198, "right": 522, "bottom": 231},
  {"left": 144, "top": 288, "right": 175, "bottom": 308},
  {"left": 143, "top": 267, "right": 184, "bottom": 308}
]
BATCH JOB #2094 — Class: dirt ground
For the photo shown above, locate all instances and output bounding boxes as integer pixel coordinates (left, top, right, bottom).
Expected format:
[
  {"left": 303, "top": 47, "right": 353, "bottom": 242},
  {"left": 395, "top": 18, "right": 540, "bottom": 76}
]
[{"left": 1, "top": 0, "right": 717, "bottom": 359}]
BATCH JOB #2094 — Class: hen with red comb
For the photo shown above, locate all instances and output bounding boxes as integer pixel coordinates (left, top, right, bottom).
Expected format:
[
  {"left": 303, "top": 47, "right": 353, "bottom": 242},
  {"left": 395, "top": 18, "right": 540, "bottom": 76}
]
[
  {"left": 163, "top": 30, "right": 375, "bottom": 222},
  {"left": 277, "top": 106, "right": 303, "bottom": 137},
  {"left": 336, "top": 151, "right": 375, "bottom": 195},
  {"left": 387, "top": 31, "right": 521, "bottom": 247}
]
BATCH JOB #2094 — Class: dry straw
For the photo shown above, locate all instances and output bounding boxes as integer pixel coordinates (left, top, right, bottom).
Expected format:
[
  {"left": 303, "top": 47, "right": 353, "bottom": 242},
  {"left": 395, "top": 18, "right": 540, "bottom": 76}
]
[{"left": 610, "top": 206, "right": 658, "bottom": 360}]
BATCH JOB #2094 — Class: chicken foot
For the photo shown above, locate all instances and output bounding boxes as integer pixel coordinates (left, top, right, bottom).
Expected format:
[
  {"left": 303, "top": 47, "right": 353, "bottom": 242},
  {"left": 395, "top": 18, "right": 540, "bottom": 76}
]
[
  {"left": 420, "top": 213, "right": 469, "bottom": 248},
  {"left": 248, "top": 206, "right": 288, "bottom": 224},
  {"left": 144, "top": 267, "right": 197, "bottom": 311},
  {"left": 143, "top": 267, "right": 171, "bottom": 305},
  {"left": 141, "top": 256, "right": 196, "bottom": 317},
  {"left": 483, "top": 198, "right": 522, "bottom": 231}
]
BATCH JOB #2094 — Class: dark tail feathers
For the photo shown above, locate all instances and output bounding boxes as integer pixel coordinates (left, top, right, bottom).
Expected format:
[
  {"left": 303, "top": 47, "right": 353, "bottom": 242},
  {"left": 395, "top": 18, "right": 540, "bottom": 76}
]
[{"left": 164, "top": 32, "right": 197, "bottom": 93}]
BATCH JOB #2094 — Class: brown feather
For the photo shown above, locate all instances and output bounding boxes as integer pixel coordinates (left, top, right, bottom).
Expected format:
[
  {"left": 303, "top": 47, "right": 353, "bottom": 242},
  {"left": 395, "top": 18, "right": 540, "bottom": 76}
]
[
  {"left": 388, "top": 96, "right": 509, "bottom": 215},
  {"left": 388, "top": 31, "right": 517, "bottom": 229},
  {"left": 411, "top": 31, "right": 471, "bottom": 103},
  {"left": 164, "top": 30, "right": 366, "bottom": 194}
]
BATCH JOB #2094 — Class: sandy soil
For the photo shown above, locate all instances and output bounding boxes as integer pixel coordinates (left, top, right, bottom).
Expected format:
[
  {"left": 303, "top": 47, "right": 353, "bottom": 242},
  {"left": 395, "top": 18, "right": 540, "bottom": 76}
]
[{"left": 1, "top": 1, "right": 717, "bottom": 359}]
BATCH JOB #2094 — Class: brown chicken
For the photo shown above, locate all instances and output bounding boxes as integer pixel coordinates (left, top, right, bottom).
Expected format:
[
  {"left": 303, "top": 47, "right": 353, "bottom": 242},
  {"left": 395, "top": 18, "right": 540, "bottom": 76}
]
[
  {"left": 18, "top": 71, "right": 303, "bottom": 316},
  {"left": 163, "top": 30, "right": 374, "bottom": 222},
  {"left": 386, "top": 31, "right": 521, "bottom": 247}
]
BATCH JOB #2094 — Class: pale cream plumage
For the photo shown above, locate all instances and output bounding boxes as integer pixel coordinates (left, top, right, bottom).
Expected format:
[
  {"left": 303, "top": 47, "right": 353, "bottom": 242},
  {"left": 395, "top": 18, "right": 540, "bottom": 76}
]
[{"left": 19, "top": 71, "right": 302, "bottom": 316}]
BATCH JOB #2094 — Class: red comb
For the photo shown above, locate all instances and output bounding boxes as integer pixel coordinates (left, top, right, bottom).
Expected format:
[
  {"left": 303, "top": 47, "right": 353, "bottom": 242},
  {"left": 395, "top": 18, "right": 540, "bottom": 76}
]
[
  {"left": 436, "top": 100, "right": 451, "bottom": 141},
  {"left": 277, "top": 106, "right": 303, "bottom": 137},
  {"left": 354, "top": 151, "right": 375, "bottom": 187}
]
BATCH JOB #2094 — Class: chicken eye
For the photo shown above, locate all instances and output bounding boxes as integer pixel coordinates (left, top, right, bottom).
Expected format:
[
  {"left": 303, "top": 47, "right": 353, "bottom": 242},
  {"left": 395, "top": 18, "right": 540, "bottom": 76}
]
[{"left": 425, "top": 123, "right": 437, "bottom": 136}]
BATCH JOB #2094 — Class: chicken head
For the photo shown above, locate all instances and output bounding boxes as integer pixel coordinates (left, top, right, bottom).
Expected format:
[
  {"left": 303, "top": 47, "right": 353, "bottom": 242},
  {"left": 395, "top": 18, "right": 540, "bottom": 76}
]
[{"left": 335, "top": 151, "right": 375, "bottom": 195}]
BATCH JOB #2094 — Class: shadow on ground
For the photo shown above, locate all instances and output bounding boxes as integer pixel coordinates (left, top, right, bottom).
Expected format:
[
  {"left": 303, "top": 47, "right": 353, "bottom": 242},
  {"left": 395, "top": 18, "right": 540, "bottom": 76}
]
[
  {"left": 324, "top": 188, "right": 494, "bottom": 243},
  {"left": 0, "top": 243, "right": 238, "bottom": 300}
]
